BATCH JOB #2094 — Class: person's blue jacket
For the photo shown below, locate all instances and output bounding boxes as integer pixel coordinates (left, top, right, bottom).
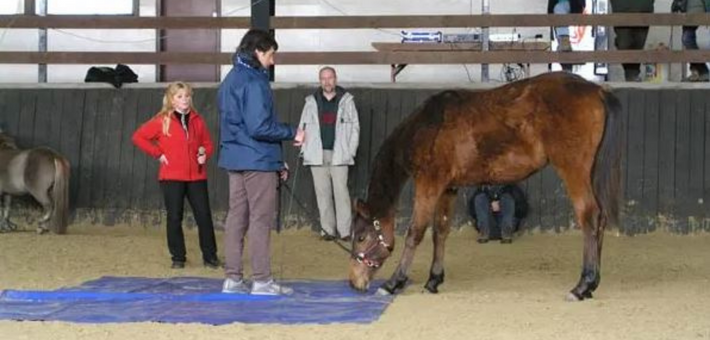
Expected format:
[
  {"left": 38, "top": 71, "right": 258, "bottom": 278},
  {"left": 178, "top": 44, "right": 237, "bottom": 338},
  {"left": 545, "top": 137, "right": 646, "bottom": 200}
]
[{"left": 218, "top": 53, "right": 296, "bottom": 172}]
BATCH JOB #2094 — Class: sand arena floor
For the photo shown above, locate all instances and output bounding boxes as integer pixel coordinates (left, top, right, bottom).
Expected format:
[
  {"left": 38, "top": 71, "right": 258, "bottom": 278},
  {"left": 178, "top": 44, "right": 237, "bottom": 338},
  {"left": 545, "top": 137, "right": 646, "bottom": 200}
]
[{"left": 1, "top": 223, "right": 709, "bottom": 340}]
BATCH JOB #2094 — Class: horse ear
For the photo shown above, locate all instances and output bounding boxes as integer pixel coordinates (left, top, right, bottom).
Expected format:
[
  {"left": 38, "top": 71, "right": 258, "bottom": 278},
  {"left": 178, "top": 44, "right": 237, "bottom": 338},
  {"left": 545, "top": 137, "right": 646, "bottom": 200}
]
[{"left": 353, "top": 198, "right": 371, "bottom": 219}]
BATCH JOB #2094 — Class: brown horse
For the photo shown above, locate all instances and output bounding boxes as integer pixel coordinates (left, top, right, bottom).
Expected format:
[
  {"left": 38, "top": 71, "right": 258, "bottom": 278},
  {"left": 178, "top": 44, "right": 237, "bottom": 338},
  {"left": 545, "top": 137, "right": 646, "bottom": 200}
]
[
  {"left": 0, "top": 132, "right": 71, "bottom": 234},
  {"left": 349, "top": 72, "right": 622, "bottom": 301}
]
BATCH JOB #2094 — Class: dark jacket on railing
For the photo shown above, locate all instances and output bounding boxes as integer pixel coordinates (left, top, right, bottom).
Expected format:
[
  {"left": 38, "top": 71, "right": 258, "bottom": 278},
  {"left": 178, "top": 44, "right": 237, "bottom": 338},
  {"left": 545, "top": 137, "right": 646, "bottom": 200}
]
[
  {"left": 611, "top": 0, "right": 655, "bottom": 13},
  {"left": 547, "top": 0, "right": 586, "bottom": 14}
]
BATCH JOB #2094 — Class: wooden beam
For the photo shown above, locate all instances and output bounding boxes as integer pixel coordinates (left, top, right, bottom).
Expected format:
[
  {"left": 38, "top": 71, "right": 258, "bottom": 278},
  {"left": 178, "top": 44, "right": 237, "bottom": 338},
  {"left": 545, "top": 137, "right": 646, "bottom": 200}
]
[
  {"left": 0, "top": 15, "right": 251, "bottom": 29},
  {"left": 1, "top": 13, "right": 709, "bottom": 29},
  {"left": 271, "top": 13, "right": 710, "bottom": 28},
  {"left": 372, "top": 42, "right": 551, "bottom": 52},
  {"left": 1, "top": 50, "right": 709, "bottom": 65}
]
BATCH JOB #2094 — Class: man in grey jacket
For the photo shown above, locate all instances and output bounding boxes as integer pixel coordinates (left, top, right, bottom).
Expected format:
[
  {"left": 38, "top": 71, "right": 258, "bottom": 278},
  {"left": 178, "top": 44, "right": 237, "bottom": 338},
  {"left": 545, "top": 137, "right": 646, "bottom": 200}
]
[{"left": 298, "top": 67, "right": 360, "bottom": 241}]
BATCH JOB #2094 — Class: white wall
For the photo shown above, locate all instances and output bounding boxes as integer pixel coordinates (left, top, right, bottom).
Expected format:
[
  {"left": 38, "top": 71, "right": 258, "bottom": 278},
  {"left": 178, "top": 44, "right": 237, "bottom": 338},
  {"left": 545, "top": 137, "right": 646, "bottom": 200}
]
[
  {"left": 1, "top": 0, "right": 705, "bottom": 83},
  {"left": 0, "top": 0, "right": 157, "bottom": 83}
]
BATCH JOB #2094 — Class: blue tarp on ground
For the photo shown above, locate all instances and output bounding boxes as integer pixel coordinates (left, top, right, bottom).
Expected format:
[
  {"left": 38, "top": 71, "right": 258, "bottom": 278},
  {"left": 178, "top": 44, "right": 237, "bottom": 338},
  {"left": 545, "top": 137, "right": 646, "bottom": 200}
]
[{"left": 0, "top": 276, "right": 393, "bottom": 325}]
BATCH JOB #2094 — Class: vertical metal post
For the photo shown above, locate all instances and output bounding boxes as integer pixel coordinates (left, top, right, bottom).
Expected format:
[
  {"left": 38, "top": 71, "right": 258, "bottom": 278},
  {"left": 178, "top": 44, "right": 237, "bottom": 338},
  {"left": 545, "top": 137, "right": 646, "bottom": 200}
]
[
  {"left": 251, "top": 0, "right": 275, "bottom": 80},
  {"left": 132, "top": 0, "right": 140, "bottom": 16},
  {"left": 37, "top": 0, "right": 47, "bottom": 83},
  {"left": 24, "top": 0, "right": 36, "bottom": 15},
  {"left": 155, "top": 0, "right": 162, "bottom": 82},
  {"left": 481, "top": 0, "right": 490, "bottom": 82}
]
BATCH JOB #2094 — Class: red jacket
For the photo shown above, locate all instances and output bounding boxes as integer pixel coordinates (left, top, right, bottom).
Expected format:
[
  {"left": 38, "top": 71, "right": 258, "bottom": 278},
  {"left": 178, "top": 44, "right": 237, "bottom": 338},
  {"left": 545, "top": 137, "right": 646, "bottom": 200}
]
[{"left": 132, "top": 110, "right": 214, "bottom": 181}]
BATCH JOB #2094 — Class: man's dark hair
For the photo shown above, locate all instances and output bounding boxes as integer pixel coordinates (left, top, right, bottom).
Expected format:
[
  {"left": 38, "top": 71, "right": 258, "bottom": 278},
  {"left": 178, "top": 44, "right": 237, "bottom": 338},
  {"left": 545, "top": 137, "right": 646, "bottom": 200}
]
[{"left": 237, "top": 29, "right": 279, "bottom": 57}]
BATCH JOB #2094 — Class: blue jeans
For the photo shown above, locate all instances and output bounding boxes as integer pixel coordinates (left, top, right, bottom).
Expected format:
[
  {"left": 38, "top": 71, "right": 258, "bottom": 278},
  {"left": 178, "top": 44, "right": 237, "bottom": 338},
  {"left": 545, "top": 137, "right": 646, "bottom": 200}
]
[
  {"left": 473, "top": 192, "right": 516, "bottom": 240},
  {"left": 553, "top": 1, "right": 571, "bottom": 38}
]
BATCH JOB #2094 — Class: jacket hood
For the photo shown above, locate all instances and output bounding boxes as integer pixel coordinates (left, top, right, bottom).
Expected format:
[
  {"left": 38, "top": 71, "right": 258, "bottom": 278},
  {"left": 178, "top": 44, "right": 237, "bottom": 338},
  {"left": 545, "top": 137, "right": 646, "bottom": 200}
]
[{"left": 233, "top": 52, "right": 269, "bottom": 77}]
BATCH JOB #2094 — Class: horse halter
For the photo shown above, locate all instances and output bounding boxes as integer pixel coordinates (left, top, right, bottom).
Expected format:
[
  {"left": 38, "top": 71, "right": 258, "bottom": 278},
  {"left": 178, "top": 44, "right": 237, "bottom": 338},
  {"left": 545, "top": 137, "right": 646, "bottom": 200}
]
[{"left": 353, "top": 219, "right": 394, "bottom": 268}]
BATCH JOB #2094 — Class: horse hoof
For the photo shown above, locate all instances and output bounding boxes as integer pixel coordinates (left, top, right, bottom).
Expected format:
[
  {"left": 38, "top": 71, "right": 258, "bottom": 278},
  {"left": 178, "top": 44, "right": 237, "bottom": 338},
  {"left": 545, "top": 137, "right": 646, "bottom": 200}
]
[
  {"left": 424, "top": 283, "right": 439, "bottom": 294},
  {"left": 376, "top": 288, "right": 392, "bottom": 296},
  {"left": 566, "top": 290, "right": 593, "bottom": 301},
  {"left": 565, "top": 292, "right": 582, "bottom": 302}
]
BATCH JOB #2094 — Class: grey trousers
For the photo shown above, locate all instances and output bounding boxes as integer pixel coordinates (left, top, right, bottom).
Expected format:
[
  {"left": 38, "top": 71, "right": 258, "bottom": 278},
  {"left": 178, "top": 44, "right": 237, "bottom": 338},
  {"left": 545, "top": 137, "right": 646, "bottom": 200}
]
[
  {"left": 224, "top": 171, "right": 278, "bottom": 282},
  {"left": 310, "top": 150, "right": 352, "bottom": 238}
]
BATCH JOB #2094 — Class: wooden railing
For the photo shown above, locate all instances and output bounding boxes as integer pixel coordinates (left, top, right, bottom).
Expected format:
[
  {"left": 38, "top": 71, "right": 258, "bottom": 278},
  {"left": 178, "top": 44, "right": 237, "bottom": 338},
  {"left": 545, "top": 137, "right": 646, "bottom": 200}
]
[{"left": 0, "top": 13, "right": 709, "bottom": 65}]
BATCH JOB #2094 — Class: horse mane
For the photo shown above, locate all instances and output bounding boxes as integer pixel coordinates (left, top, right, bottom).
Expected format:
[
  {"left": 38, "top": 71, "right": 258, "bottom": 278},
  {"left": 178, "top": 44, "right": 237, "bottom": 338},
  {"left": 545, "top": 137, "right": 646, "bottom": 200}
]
[{"left": 365, "top": 90, "right": 463, "bottom": 218}]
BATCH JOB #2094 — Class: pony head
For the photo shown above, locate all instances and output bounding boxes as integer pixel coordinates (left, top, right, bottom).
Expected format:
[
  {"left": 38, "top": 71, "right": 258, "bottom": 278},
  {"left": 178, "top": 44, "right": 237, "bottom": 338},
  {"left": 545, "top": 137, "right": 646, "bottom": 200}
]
[{"left": 348, "top": 199, "right": 394, "bottom": 292}]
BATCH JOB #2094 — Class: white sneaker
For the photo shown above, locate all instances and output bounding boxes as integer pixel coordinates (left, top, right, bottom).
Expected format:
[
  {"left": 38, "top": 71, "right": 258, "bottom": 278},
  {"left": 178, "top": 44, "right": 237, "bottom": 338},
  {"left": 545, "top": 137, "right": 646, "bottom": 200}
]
[
  {"left": 222, "top": 278, "right": 249, "bottom": 294},
  {"left": 250, "top": 280, "right": 294, "bottom": 296}
]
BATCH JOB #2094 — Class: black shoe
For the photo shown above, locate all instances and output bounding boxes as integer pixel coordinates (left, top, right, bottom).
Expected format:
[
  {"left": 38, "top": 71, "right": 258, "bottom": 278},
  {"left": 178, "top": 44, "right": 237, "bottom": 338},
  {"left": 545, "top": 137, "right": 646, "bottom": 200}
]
[
  {"left": 320, "top": 234, "right": 336, "bottom": 241},
  {"left": 203, "top": 258, "right": 221, "bottom": 269},
  {"left": 171, "top": 261, "right": 185, "bottom": 269},
  {"left": 500, "top": 238, "right": 513, "bottom": 244},
  {"left": 340, "top": 236, "right": 351, "bottom": 242}
]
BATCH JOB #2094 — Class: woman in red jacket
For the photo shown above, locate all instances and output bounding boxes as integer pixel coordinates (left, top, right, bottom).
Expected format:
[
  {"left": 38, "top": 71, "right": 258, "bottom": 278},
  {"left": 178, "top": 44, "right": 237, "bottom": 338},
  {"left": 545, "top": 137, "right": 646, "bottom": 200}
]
[{"left": 133, "top": 82, "right": 220, "bottom": 269}]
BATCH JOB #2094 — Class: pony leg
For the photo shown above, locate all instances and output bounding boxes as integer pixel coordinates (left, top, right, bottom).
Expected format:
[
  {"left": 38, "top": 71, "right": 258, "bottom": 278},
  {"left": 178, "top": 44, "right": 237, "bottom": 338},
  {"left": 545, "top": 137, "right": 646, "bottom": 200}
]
[
  {"left": 379, "top": 185, "right": 443, "bottom": 295},
  {"left": 424, "top": 188, "right": 457, "bottom": 294},
  {"left": 0, "top": 194, "right": 18, "bottom": 232},
  {"left": 33, "top": 193, "right": 53, "bottom": 235},
  {"left": 0, "top": 194, "right": 10, "bottom": 232}
]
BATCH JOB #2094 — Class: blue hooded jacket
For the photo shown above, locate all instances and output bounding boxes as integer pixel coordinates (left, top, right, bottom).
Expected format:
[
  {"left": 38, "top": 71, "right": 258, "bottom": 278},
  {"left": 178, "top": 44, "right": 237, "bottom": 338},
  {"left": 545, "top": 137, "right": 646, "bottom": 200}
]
[{"left": 218, "top": 53, "right": 296, "bottom": 172}]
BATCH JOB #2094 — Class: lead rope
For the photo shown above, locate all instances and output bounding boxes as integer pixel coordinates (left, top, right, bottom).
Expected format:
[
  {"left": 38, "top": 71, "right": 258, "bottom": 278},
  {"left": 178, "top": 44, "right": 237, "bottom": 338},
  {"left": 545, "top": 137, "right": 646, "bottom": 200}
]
[{"left": 278, "top": 156, "right": 301, "bottom": 292}]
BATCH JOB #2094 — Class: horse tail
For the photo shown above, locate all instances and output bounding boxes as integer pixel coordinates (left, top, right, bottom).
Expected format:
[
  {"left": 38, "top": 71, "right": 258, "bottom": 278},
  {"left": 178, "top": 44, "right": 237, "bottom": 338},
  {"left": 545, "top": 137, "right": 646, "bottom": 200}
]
[
  {"left": 593, "top": 90, "right": 623, "bottom": 230},
  {"left": 50, "top": 156, "right": 70, "bottom": 234}
]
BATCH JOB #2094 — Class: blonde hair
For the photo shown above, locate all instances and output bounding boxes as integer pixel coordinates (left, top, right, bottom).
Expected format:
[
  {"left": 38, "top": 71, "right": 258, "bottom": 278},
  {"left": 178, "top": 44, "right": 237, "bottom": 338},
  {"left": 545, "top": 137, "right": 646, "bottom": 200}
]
[{"left": 157, "top": 82, "right": 194, "bottom": 136}]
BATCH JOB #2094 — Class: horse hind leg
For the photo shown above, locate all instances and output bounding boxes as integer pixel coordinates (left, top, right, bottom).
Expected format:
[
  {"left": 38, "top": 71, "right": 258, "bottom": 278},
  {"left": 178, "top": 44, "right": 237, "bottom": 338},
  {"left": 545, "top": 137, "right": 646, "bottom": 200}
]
[
  {"left": 555, "top": 166, "right": 603, "bottom": 301},
  {"left": 424, "top": 188, "right": 457, "bottom": 294},
  {"left": 28, "top": 189, "right": 53, "bottom": 234},
  {"left": 36, "top": 204, "right": 53, "bottom": 234},
  {"left": 379, "top": 182, "right": 444, "bottom": 295}
]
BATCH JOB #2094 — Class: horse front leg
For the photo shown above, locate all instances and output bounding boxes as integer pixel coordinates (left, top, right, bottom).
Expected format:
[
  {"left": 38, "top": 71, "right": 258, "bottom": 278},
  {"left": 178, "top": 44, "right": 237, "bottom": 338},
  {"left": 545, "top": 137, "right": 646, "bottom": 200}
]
[
  {"left": 378, "top": 189, "right": 442, "bottom": 295},
  {"left": 0, "top": 194, "right": 16, "bottom": 232},
  {"left": 424, "top": 188, "right": 457, "bottom": 293}
]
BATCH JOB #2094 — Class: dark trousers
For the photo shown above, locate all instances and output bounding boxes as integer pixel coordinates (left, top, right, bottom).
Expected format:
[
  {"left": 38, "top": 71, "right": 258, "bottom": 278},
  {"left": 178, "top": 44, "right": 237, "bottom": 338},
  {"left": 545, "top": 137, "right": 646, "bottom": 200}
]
[
  {"left": 614, "top": 26, "right": 650, "bottom": 81},
  {"left": 473, "top": 192, "right": 516, "bottom": 240},
  {"left": 160, "top": 180, "right": 217, "bottom": 263},
  {"left": 682, "top": 26, "right": 710, "bottom": 76}
]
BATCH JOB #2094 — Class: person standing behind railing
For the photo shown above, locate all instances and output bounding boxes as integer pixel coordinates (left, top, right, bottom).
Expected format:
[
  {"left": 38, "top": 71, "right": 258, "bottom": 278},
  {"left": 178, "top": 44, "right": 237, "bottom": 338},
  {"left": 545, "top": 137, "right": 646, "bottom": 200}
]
[
  {"left": 547, "top": 0, "right": 586, "bottom": 72},
  {"left": 672, "top": 0, "right": 710, "bottom": 82},
  {"left": 611, "top": 0, "right": 655, "bottom": 82}
]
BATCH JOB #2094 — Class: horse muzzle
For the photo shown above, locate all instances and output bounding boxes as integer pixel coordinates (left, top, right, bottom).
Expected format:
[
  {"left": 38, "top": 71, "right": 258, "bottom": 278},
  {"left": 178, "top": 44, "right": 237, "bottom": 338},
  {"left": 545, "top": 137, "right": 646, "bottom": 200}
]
[{"left": 349, "top": 258, "right": 375, "bottom": 292}]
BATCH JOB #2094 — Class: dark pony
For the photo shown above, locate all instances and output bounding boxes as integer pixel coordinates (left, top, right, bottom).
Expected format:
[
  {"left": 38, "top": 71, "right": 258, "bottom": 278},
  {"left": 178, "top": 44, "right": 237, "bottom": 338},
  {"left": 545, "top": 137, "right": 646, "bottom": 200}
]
[
  {"left": 349, "top": 72, "right": 622, "bottom": 301},
  {"left": 0, "top": 132, "right": 71, "bottom": 234}
]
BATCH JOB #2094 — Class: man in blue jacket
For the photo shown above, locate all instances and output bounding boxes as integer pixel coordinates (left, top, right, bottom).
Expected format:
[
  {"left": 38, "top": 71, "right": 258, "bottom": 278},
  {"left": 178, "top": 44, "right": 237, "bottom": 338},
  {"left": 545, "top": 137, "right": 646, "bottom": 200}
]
[{"left": 218, "top": 29, "right": 305, "bottom": 296}]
